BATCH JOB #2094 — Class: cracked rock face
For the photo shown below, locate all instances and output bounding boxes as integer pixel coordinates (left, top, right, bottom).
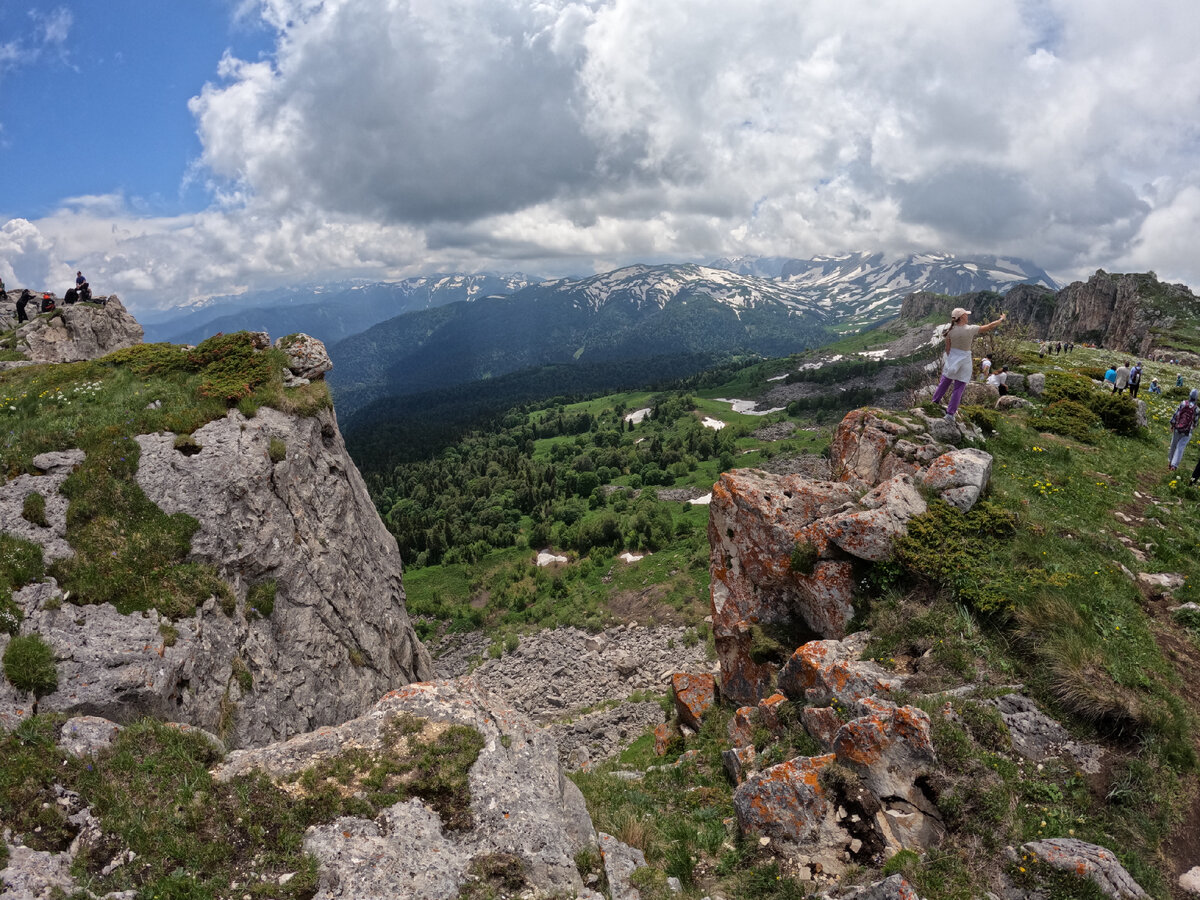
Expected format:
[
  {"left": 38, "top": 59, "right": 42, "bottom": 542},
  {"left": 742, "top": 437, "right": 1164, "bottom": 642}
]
[
  {"left": 215, "top": 678, "right": 601, "bottom": 900},
  {"left": 0, "top": 405, "right": 431, "bottom": 747}
]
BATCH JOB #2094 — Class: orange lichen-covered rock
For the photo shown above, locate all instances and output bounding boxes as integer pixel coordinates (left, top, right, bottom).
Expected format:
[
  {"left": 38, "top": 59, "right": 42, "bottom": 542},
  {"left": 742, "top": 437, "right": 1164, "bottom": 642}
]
[
  {"left": 800, "top": 706, "right": 844, "bottom": 749},
  {"left": 921, "top": 448, "right": 992, "bottom": 511},
  {"left": 729, "top": 706, "right": 758, "bottom": 748},
  {"left": 732, "top": 754, "right": 837, "bottom": 843},
  {"left": 758, "top": 692, "right": 788, "bottom": 735},
  {"left": 778, "top": 633, "right": 903, "bottom": 707},
  {"left": 672, "top": 672, "right": 716, "bottom": 731},
  {"left": 832, "top": 702, "right": 937, "bottom": 817},
  {"left": 653, "top": 722, "right": 676, "bottom": 757},
  {"left": 710, "top": 409, "right": 989, "bottom": 706},
  {"left": 1019, "top": 838, "right": 1149, "bottom": 899}
]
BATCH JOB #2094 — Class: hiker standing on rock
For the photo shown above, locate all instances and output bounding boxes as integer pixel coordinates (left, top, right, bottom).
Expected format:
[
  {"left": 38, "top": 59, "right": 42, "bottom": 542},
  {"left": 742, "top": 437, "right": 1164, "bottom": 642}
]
[
  {"left": 932, "top": 307, "right": 1007, "bottom": 421},
  {"left": 15, "top": 289, "right": 31, "bottom": 323},
  {"left": 1168, "top": 389, "right": 1199, "bottom": 472}
]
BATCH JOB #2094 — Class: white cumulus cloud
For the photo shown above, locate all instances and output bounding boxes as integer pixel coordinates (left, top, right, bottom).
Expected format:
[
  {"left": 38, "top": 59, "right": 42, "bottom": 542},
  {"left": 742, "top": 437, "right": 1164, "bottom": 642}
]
[{"left": 8, "top": 0, "right": 1200, "bottom": 307}]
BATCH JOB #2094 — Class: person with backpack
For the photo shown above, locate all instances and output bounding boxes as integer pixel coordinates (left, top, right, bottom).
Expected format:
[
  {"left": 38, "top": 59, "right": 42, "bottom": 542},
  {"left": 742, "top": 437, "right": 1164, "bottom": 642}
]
[
  {"left": 1128, "top": 362, "right": 1143, "bottom": 399},
  {"left": 1168, "top": 389, "right": 1199, "bottom": 471},
  {"left": 16, "top": 289, "right": 31, "bottom": 323}
]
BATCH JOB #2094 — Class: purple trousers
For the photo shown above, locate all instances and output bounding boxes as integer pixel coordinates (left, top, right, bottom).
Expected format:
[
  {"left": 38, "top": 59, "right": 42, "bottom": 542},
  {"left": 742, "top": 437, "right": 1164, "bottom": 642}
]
[{"left": 932, "top": 375, "right": 967, "bottom": 416}]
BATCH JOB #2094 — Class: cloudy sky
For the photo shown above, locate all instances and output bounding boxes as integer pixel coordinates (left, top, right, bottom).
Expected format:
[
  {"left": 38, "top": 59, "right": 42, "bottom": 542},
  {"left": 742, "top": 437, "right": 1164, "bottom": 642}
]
[{"left": 2, "top": 0, "right": 1199, "bottom": 312}]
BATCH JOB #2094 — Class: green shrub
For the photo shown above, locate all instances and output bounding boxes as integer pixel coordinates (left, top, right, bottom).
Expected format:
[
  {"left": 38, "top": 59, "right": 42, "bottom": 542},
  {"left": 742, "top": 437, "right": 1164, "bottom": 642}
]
[
  {"left": 1042, "top": 373, "right": 1096, "bottom": 406},
  {"left": 21, "top": 492, "right": 47, "bottom": 527},
  {"left": 269, "top": 437, "right": 287, "bottom": 463},
  {"left": 173, "top": 433, "right": 202, "bottom": 455},
  {"left": 1029, "top": 398, "right": 1100, "bottom": 443},
  {"left": 1071, "top": 365, "right": 1108, "bottom": 381},
  {"left": 961, "top": 404, "right": 1000, "bottom": 433},
  {"left": 1090, "top": 391, "right": 1140, "bottom": 436},
  {"left": 893, "top": 499, "right": 1017, "bottom": 613},
  {"left": 3, "top": 633, "right": 58, "bottom": 697},
  {"left": 101, "top": 342, "right": 194, "bottom": 377},
  {"left": 246, "top": 579, "right": 277, "bottom": 619},
  {"left": 189, "top": 333, "right": 276, "bottom": 403}
]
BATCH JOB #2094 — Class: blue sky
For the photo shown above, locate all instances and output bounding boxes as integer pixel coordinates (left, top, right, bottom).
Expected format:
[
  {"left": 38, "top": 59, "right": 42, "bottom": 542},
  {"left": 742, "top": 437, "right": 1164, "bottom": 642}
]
[
  {"left": 1, "top": 1, "right": 270, "bottom": 219},
  {"left": 3, "top": 1, "right": 1200, "bottom": 312}
]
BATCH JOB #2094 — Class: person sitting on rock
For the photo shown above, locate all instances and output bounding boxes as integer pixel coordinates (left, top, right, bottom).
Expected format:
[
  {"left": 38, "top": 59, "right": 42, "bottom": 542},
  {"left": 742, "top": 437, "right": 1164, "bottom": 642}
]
[
  {"left": 16, "top": 288, "right": 31, "bottom": 323},
  {"left": 1150, "top": 378, "right": 1162, "bottom": 395},
  {"left": 40, "top": 293, "right": 55, "bottom": 313},
  {"left": 76, "top": 270, "right": 85, "bottom": 288},
  {"left": 78, "top": 282, "right": 92, "bottom": 303}
]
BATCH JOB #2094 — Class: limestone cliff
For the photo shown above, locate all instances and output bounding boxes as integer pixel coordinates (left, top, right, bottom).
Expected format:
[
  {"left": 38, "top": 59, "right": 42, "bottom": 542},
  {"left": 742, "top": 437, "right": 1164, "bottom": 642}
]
[
  {"left": 0, "top": 331, "right": 432, "bottom": 748},
  {"left": 899, "top": 271, "right": 1200, "bottom": 354}
]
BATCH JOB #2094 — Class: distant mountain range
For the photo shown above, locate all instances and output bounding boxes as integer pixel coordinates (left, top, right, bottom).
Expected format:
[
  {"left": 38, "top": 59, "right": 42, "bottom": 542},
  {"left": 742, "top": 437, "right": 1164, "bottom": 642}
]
[
  {"left": 328, "top": 263, "right": 834, "bottom": 418},
  {"left": 706, "top": 251, "right": 1058, "bottom": 325},
  {"left": 141, "top": 274, "right": 536, "bottom": 346}
]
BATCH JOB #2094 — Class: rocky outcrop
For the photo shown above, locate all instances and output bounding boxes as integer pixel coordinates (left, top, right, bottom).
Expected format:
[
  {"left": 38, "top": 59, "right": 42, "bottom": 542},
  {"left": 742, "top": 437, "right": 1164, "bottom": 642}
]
[
  {"left": 275, "top": 333, "right": 333, "bottom": 383},
  {"left": 1016, "top": 838, "right": 1148, "bottom": 899},
  {"left": 1044, "top": 271, "right": 1194, "bottom": 354},
  {"left": 726, "top": 632, "right": 943, "bottom": 881},
  {"left": 0, "top": 404, "right": 432, "bottom": 747},
  {"left": 0, "top": 451, "right": 85, "bottom": 562},
  {"left": 732, "top": 695, "right": 942, "bottom": 880},
  {"left": 710, "top": 408, "right": 991, "bottom": 704},
  {"left": 5, "top": 679, "right": 618, "bottom": 900},
  {"left": 215, "top": 678, "right": 604, "bottom": 900},
  {"left": 14, "top": 295, "right": 143, "bottom": 363},
  {"left": 778, "top": 632, "right": 902, "bottom": 707}
]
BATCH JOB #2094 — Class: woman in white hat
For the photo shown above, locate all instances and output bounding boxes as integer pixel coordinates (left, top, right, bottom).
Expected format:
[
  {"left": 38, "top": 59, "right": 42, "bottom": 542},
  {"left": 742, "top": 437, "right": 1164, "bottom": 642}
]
[{"left": 932, "top": 307, "right": 1007, "bottom": 419}]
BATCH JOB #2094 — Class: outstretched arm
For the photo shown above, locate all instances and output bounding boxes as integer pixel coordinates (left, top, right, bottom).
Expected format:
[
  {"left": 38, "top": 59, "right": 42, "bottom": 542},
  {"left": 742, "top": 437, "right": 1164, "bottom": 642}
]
[{"left": 978, "top": 312, "right": 1008, "bottom": 334}]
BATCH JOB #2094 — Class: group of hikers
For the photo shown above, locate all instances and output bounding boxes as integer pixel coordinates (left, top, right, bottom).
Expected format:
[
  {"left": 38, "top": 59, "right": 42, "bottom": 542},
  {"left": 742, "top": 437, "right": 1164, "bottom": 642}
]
[
  {"left": 935, "top": 306, "right": 1200, "bottom": 484},
  {"left": 6, "top": 271, "right": 102, "bottom": 323},
  {"left": 1039, "top": 340, "right": 1075, "bottom": 356}
]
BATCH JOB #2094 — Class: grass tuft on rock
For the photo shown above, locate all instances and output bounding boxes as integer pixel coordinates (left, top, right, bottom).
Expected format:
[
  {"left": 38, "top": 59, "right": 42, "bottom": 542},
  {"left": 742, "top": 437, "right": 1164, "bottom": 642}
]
[{"left": 2, "top": 632, "right": 58, "bottom": 697}]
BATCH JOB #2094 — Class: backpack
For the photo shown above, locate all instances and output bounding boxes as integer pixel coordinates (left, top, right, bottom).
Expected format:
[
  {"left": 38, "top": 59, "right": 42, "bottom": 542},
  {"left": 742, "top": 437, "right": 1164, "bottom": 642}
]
[
  {"left": 1129, "top": 367, "right": 1141, "bottom": 385},
  {"left": 1172, "top": 401, "right": 1196, "bottom": 433}
]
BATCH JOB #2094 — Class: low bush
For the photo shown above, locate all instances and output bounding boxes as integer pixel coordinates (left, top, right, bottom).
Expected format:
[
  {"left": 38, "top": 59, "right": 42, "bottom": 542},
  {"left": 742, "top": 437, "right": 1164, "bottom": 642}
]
[
  {"left": 1090, "top": 391, "right": 1140, "bottom": 436},
  {"left": 1029, "top": 398, "right": 1100, "bottom": 443},
  {"left": 892, "top": 499, "right": 1018, "bottom": 614},
  {"left": 3, "top": 633, "right": 58, "bottom": 697}
]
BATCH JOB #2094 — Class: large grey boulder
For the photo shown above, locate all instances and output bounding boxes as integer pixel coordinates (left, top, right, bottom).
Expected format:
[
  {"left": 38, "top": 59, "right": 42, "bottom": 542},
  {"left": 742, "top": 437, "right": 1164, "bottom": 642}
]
[
  {"left": 1018, "top": 838, "right": 1148, "bottom": 899},
  {"left": 275, "top": 333, "right": 332, "bottom": 381},
  {"left": 216, "top": 678, "right": 601, "bottom": 900},
  {"left": 15, "top": 295, "right": 143, "bottom": 363}
]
